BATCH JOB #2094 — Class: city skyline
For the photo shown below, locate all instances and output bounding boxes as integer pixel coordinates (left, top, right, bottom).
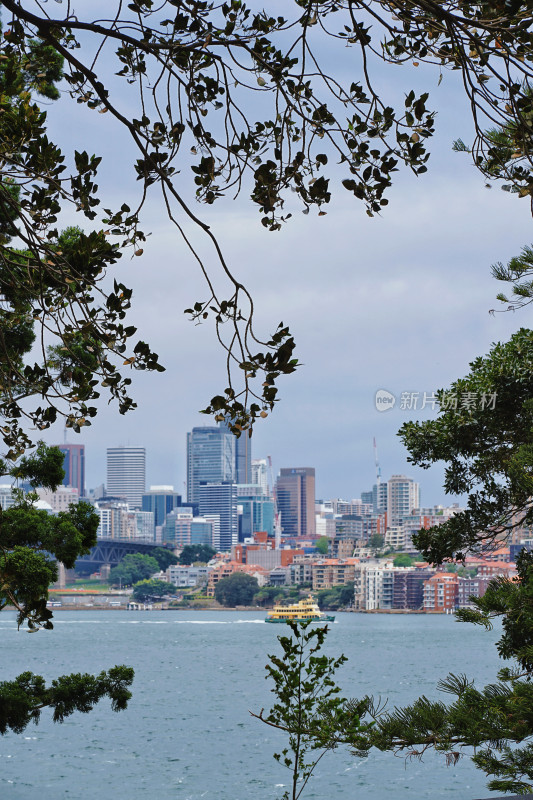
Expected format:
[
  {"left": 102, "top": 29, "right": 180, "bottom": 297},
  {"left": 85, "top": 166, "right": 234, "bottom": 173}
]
[{"left": 58, "top": 431, "right": 442, "bottom": 509}]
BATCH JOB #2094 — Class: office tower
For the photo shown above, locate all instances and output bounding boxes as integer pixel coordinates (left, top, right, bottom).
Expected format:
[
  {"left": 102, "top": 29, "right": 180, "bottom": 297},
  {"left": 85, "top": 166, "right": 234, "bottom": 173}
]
[
  {"left": 106, "top": 446, "right": 146, "bottom": 509},
  {"left": 236, "top": 484, "right": 275, "bottom": 541},
  {"left": 198, "top": 481, "right": 238, "bottom": 551},
  {"left": 251, "top": 458, "right": 269, "bottom": 495},
  {"left": 219, "top": 419, "right": 252, "bottom": 484},
  {"left": 275, "top": 468, "right": 316, "bottom": 538},
  {"left": 57, "top": 443, "right": 85, "bottom": 496},
  {"left": 142, "top": 485, "right": 182, "bottom": 527},
  {"left": 186, "top": 426, "right": 235, "bottom": 503},
  {"left": 234, "top": 431, "right": 252, "bottom": 484}
]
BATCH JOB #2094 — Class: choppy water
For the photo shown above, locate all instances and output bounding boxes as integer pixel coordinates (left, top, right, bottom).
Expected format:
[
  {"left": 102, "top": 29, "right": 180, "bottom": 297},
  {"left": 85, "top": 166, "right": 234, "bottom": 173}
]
[{"left": 0, "top": 610, "right": 504, "bottom": 800}]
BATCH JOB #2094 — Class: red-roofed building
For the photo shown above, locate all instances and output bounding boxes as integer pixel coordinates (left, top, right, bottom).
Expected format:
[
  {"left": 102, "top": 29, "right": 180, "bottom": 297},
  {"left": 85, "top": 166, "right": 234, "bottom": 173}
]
[{"left": 423, "top": 573, "right": 459, "bottom": 613}]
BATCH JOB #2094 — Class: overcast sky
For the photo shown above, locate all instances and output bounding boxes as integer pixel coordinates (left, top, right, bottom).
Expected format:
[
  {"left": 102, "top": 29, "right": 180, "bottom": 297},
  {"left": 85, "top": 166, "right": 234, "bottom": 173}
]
[{"left": 31, "top": 6, "right": 531, "bottom": 505}]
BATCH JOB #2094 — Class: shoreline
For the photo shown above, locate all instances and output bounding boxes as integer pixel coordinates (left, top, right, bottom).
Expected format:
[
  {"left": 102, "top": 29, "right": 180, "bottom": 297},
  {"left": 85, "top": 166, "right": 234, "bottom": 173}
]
[{"left": 40, "top": 604, "right": 428, "bottom": 614}]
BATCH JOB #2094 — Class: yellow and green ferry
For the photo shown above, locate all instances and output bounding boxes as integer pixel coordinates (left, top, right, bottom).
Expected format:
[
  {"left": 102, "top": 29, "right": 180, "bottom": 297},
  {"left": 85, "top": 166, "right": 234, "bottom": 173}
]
[{"left": 265, "top": 595, "right": 335, "bottom": 624}]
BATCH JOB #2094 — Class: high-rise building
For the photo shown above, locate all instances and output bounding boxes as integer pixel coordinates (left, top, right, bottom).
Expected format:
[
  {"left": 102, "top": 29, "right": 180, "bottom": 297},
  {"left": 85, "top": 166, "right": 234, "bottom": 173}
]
[
  {"left": 234, "top": 432, "right": 251, "bottom": 485},
  {"left": 106, "top": 446, "right": 146, "bottom": 509},
  {"left": 251, "top": 458, "right": 269, "bottom": 495},
  {"left": 386, "top": 475, "right": 420, "bottom": 526},
  {"left": 235, "top": 484, "right": 275, "bottom": 541},
  {"left": 361, "top": 476, "right": 419, "bottom": 523},
  {"left": 275, "top": 468, "right": 316, "bottom": 538},
  {"left": 142, "top": 485, "right": 182, "bottom": 527},
  {"left": 57, "top": 443, "right": 85, "bottom": 496},
  {"left": 186, "top": 427, "right": 235, "bottom": 504},
  {"left": 198, "top": 481, "right": 238, "bottom": 551},
  {"left": 219, "top": 420, "right": 252, "bottom": 484}
]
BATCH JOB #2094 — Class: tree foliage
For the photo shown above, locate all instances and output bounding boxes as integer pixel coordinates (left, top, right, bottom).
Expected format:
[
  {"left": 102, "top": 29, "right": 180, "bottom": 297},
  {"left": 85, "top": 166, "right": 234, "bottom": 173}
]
[
  {"left": 0, "top": 666, "right": 134, "bottom": 735},
  {"left": 132, "top": 578, "right": 176, "bottom": 602},
  {"left": 393, "top": 553, "right": 414, "bottom": 567},
  {"left": 346, "top": 552, "right": 533, "bottom": 794},
  {"left": 0, "top": 32, "right": 163, "bottom": 463},
  {"left": 0, "top": 451, "right": 135, "bottom": 734},
  {"left": 253, "top": 621, "right": 369, "bottom": 800},
  {"left": 2, "top": 0, "right": 533, "bottom": 431},
  {"left": 108, "top": 553, "right": 160, "bottom": 587},
  {"left": 178, "top": 544, "right": 216, "bottom": 565},
  {"left": 0, "top": 21, "right": 143, "bottom": 738},
  {"left": 214, "top": 571, "right": 259, "bottom": 606},
  {"left": 399, "top": 328, "right": 533, "bottom": 565},
  {"left": 256, "top": 555, "right": 533, "bottom": 794},
  {"left": 315, "top": 537, "right": 329, "bottom": 555},
  {"left": 0, "top": 491, "right": 99, "bottom": 630},
  {"left": 149, "top": 547, "right": 179, "bottom": 571},
  {"left": 316, "top": 584, "right": 354, "bottom": 610},
  {"left": 254, "top": 586, "right": 289, "bottom": 606},
  {"left": 368, "top": 533, "right": 384, "bottom": 550}
]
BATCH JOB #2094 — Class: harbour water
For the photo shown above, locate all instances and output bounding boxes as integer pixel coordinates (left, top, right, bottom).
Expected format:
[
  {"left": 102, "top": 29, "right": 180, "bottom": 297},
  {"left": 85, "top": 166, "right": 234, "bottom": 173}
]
[{"left": 0, "top": 610, "right": 504, "bottom": 800}]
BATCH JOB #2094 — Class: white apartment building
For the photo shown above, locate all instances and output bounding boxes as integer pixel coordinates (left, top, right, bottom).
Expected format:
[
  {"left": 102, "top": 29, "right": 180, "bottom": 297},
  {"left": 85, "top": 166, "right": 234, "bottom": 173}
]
[
  {"left": 384, "top": 524, "right": 408, "bottom": 551},
  {"left": 167, "top": 565, "right": 209, "bottom": 588},
  {"left": 37, "top": 486, "right": 79, "bottom": 513}
]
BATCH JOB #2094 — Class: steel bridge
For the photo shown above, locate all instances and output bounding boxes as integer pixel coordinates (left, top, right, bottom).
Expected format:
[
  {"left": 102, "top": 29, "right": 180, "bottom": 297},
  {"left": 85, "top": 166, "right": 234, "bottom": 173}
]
[{"left": 75, "top": 539, "right": 168, "bottom": 574}]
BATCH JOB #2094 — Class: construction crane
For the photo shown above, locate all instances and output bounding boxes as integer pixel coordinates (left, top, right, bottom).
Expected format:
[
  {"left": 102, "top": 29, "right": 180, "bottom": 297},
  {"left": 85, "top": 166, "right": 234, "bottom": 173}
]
[
  {"left": 373, "top": 437, "right": 381, "bottom": 486},
  {"left": 267, "top": 455, "right": 282, "bottom": 550}
]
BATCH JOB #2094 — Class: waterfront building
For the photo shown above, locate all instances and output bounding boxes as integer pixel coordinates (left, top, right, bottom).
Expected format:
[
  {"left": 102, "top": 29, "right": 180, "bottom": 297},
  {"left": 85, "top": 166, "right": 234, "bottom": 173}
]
[
  {"left": 269, "top": 566, "right": 292, "bottom": 586},
  {"left": 423, "top": 572, "right": 459, "bottom": 612},
  {"left": 206, "top": 561, "right": 268, "bottom": 597},
  {"left": 456, "top": 576, "right": 492, "bottom": 609},
  {"left": 57, "top": 443, "right": 85, "bottom": 496},
  {"left": 106, "top": 446, "right": 146, "bottom": 509},
  {"left": 353, "top": 562, "right": 396, "bottom": 610},
  {"left": 275, "top": 467, "right": 316, "bottom": 538},
  {"left": 166, "top": 564, "right": 209, "bottom": 588},
  {"left": 312, "top": 558, "right": 358, "bottom": 591},
  {"left": 392, "top": 569, "right": 434, "bottom": 610},
  {"left": 289, "top": 557, "right": 315, "bottom": 586},
  {"left": 142, "top": 486, "right": 182, "bottom": 527}
]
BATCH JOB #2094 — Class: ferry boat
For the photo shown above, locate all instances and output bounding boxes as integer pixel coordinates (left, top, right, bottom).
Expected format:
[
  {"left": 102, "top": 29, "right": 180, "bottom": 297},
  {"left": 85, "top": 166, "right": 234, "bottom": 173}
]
[{"left": 265, "top": 595, "right": 335, "bottom": 624}]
